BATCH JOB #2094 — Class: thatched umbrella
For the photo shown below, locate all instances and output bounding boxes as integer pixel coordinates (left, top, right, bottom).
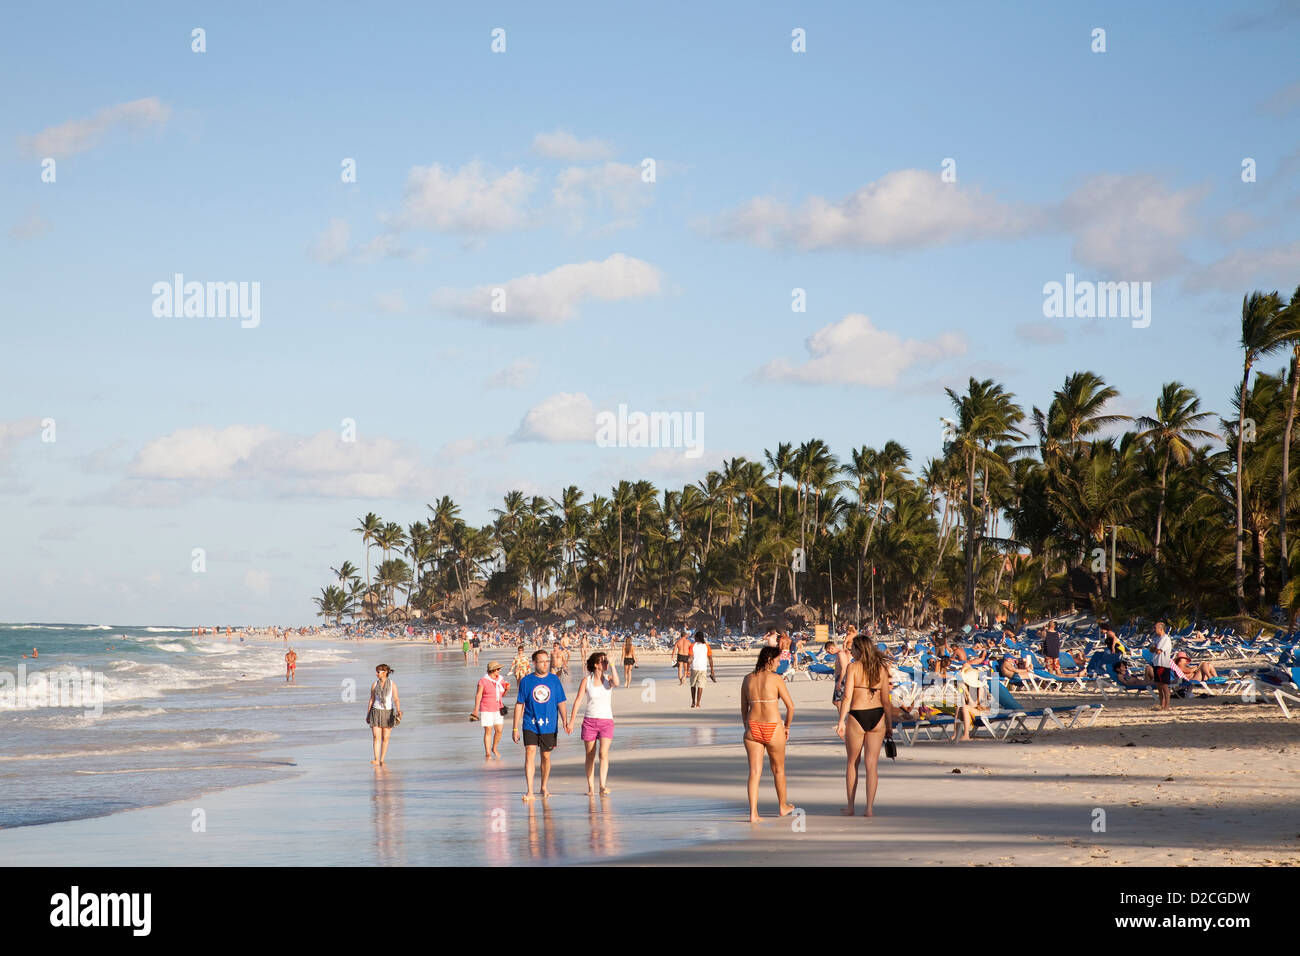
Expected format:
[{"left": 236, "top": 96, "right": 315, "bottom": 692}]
[{"left": 784, "top": 603, "right": 819, "bottom": 625}]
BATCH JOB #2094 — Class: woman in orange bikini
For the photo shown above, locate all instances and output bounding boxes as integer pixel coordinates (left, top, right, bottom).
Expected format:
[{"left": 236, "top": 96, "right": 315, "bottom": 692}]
[
  {"left": 835, "top": 634, "right": 892, "bottom": 817},
  {"left": 740, "top": 646, "right": 796, "bottom": 824}
]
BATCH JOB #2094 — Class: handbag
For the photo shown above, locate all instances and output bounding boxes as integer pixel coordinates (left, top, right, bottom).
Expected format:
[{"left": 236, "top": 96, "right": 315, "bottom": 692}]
[{"left": 884, "top": 736, "right": 897, "bottom": 760}]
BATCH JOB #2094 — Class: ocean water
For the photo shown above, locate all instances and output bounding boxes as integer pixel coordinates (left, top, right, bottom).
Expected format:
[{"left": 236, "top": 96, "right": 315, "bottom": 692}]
[
  {"left": 0, "top": 623, "right": 355, "bottom": 828},
  {"left": 0, "top": 626, "right": 737, "bottom": 864}
]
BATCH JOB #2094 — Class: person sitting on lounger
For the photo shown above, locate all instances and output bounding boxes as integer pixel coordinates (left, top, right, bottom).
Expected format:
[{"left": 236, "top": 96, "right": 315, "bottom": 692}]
[
  {"left": 953, "top": 667, "right": 990, "bottom": 743},
  {"left": 1173, "top": 650, "right": 1217, "bottom": 682},
  {"left": 1000, "top": 655, "right": 1033, "bottom": 680},
  {"left": 1061, "top": 649, "right": 1087, "bottom": 671},
  {"left": 1114, "top": 658, "right": 1154, "bottom": 687}
]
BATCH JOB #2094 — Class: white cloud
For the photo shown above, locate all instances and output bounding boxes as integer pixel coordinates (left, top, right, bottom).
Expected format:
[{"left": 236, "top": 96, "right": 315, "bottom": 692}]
[
  {"left": 1184, "top": 240, "right": 1300, "bottom": 293},
  {"left": 124, "top": 425, "right": 438, "bottom": 499},
  {"left": 19, "top": 97, "right": 170, "bottom": 157},
  {"left": 130, "top": 425, "right": 278, "bottom": 480},
  {"left": 707, "top": 168, "right": 1206, "bottom": 279},
  {"left": 756, "top": 314, "right": 967, "bottom": 387},
  {"left": 1056, "top": 174, "right": 1203, "bottom": 278},
  {"left": 707, "top": 169, "right": 1038, "bottom": 250},
  {"left": 309, "top": 219, "right": 350, "bottom": 264},
  {"left": 512, "top": 393, "right": 596, "bottom": 442},
  {"left": 433, "top": 253, "right": 662, "bottom": 324},
  {"left": 553, "top": 162, "right": 651, "bottom": 230},
  {"left": 532, "top": 130, "right": 615, "bottom": 161},
  {"left": 390, "top": 161, "right": 536, "bottom": 233},
  {"left": 485, "top": 358, "right": 537, "bottom": 389}
]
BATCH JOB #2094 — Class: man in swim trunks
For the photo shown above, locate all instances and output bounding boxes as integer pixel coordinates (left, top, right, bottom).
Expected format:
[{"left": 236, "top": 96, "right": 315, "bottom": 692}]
[
  {"left": 689, "top": 631, "right": 714, "bottom": 708},
  {"left": 285, "top": 648, "right": 297, "bottom": 683},
  {"left": 512, "top": 649, "right": 569, "bottom": 802},
  {"left": 673, "top": 632, "right": 692, "bottom": 685}
]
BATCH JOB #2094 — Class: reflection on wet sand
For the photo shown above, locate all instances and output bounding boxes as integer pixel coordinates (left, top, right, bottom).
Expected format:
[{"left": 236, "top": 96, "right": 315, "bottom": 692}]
[
  {"left": 588, "top": 793, "right": 622, "bottom": 857},
  {"left": 371, "top": 766, "right": 405, "bottom": 865},
  {"left": 482, "top": 771, "right": 514, "bottom": 865},
  {"left": 525, "top": 799, "right": 562, "bottom": 860}
]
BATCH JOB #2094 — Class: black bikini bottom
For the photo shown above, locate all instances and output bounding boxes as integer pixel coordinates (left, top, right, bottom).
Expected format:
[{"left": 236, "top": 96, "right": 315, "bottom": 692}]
[{"left": 850, "top": 707, "right": 884, "bottom": 732}]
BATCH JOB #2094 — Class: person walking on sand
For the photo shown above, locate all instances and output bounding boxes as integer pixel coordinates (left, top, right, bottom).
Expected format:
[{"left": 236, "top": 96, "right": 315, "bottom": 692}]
[
  {"left": 566, "top": 652, "right": 620, "bottom": 794},
  {"left": 512, "top": 650, "right": 569, "bottom": 802},
  {"left": 689, "top": 631, "right": 714, "bottom": 708},
  {"left": 621, "top": 634, "right": 637, "bottom": 686},
  {"left": 740, "top": 646, "right": 796, "bottom": 823},
  {"left": 827, "top": 637, "right": 851, "bottom": 707},
  {"left": 366, "top": 664, "right": 401, "bottom": 765},
  {"left": 285, "top": 647, "right": 297, "bottom": 683},
  {"left": 472, "top": 661, "right": 509, "bottom": 759},
  {"left": 510, "top": 645, "right": 530, "bottom": 683},
  {"left": 835, "top": 634, "right": 892, "bottom": 817},
  {"left": 673, "top": 631, "right": 692, "bottom": 684},
  {"left": 461, "top": 629, "right": 471, "bottom": 665}
]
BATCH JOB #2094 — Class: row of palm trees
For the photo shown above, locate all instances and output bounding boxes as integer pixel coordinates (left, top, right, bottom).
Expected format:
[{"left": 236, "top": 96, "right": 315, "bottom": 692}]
[{"left": 313, "top": 285, "right": 1300, "bottom": 631}]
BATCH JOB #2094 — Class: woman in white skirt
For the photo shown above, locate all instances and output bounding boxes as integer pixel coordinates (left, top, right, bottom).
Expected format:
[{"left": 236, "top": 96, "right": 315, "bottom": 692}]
[
  {"left": 367, "top": 664, "right": 401, "bottom": 765},
  {"left": 471, "top": 660, "right": 509, "bottom": 759}
]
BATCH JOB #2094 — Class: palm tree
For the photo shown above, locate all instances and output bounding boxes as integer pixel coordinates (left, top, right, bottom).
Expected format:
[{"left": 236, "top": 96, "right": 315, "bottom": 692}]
[
  {"left": 764, "top": 442, "right": 794, "bottom": 518},
  {"left": 329, "top": 560, "right": 359, "bottom": 586},
  {"left": 945, "top": 378, "right": 1025, "bottom": 625},
  {"left": 1053, "top": 371, "right": 1129, "bottom": 448},
  {"left": 1274, "top": 287, "right": 1300, "bottom": 588},
  {"left": 353, "top": 513, "right": 382, "bottom": 587},
  {"left": 1134, "top": 383, "right": 1218, "bottom": 563},
  {"left": 1234, "top": 291, "right": 1288, "bottom": 611}
]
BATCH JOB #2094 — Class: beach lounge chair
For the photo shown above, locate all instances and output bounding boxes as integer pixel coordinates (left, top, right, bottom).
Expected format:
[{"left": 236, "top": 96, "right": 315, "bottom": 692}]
[{"left": 1255, "top": 667, "right": 1300, "bottom": 718}]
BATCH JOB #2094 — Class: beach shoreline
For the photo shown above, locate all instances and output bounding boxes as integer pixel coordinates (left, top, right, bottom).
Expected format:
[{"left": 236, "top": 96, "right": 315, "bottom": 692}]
[{"left": 3, "top": 642, "right": 1297, "bottom": 866}]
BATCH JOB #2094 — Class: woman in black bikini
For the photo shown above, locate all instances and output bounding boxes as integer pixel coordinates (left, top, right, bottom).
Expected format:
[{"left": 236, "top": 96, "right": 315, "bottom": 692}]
[
  {"left": 835, "top": 634, "right": 892, "bottom": 817},
  {"left": 622, "top": 635, "right": 637, "bottom": 686}
]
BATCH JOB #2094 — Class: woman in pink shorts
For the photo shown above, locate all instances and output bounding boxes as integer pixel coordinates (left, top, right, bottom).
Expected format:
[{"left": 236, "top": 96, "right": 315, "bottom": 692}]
[{"left": 566, "top": 652, "right": 620, "bottom": 795}]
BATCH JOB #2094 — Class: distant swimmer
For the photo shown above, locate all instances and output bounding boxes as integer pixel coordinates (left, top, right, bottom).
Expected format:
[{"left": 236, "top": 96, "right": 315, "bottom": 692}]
[
  {"left": 285, "top": 648, "right": 297, "bottom": 683},
  {"left": 32, "top": 648, "right": 38, "bottom": 659}
]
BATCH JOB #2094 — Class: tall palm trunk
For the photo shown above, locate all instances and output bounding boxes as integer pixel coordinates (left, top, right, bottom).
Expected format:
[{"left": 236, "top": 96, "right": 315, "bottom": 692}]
[
  {"left": 1281, "top": 350, "right": 1299, "bottom": 588},
  {"left": 1154, "top": 447, "right": 1170, "bottom": 562},
  {"left": 1234, "top": 367, "right": 1250, "bottom": 612},
  {"left": 1255, "top": 528, "right": 1267, "bottom": 608},
  {"left": 962, "top": 449, "right": 979, "bottom": 626}
]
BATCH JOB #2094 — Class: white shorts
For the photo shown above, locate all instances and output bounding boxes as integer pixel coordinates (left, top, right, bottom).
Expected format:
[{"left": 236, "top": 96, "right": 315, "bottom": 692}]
[{"left": 480, "top": 711, "right": 504, "bottom": 728}]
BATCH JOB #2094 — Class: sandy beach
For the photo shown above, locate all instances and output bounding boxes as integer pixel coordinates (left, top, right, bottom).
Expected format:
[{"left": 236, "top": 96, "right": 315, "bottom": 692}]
[{"left": 3, "top": 640, "right": 1296, "bottom": 866}]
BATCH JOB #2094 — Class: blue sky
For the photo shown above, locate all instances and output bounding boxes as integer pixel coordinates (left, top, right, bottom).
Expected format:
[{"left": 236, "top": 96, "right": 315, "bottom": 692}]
[{"left": 3, "top": 0, "right": 1298, "bottom": 624}]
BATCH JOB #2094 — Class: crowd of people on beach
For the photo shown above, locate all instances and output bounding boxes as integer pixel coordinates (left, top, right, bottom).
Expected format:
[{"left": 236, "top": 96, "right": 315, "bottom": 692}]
[{"left": 295, "top": 612, "right": 1277, "bottom": 823}]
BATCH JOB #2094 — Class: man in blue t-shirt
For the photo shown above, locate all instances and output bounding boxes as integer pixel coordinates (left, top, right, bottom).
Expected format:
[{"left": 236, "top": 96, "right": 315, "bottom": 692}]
[{"left": 512, "top": 648, "right": 569, "bottom": 801}]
